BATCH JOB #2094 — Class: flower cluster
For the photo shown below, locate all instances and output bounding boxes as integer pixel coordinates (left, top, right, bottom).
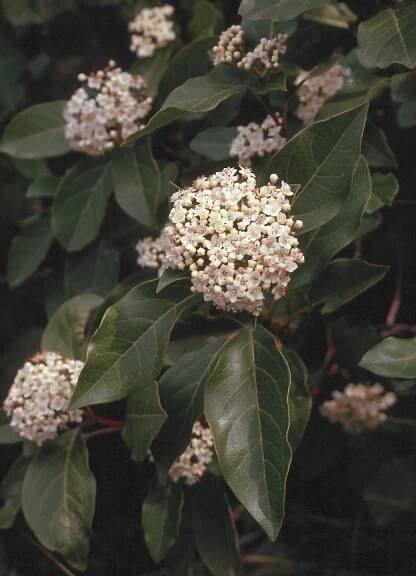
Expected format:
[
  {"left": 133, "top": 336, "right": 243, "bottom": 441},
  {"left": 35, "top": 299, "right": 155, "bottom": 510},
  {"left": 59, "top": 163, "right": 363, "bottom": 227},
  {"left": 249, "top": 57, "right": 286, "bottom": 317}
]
[
  {"left": 212, "top": 25, "right": 287, "bottom": 73},
  {"left": 320, "top": 383, "right": 397, "bottom": 434},
  {"left": 4, "top": 352, "right": 84, "bottom": 445},
  {"left": 135, "top": 230, "right": 169, "bottom": 270},
  {"left": 64, "top": 60, "right": 152, "bottom": 156},
  {"left": 230, "top": 114, "right": 287, "bottom": 166},
  {"left": 129, "top": 5, "right": 175, "bottom": 58},
  {"left": 295, "top": 64, "right": 351, "bottom": 124},
  {"left": 168, "top": 421, "right": 214, "bottom": 485},
  {"left": 164, "top": 167, "right": 304, "bottom": 316}
]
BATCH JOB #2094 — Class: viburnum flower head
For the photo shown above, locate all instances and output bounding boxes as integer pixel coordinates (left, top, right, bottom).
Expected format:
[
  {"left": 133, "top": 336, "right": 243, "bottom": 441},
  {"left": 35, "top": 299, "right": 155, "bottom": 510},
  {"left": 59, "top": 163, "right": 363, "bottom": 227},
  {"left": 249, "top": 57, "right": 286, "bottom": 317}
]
[
  {"left": 4, "top": 352, "right": 84, "bottom": 445},
  {"left": 64, "top": 60, "right": 152, "bottom": 156},
  {"left": 230, "top": 114, "right": 287, "bottom": 166},
  {"left": 135, "top": 229, "right": 169, "bottom": 271},
  {"left": 168, "top": 421, "right": 214, "bottom": 485},
  {"left": 164, "top": 166, "right": 304, "bottom": 316},
  {"left": 320, "top": 383, "right": 397, "bottom": 434},
  {"left": 129, "top": 4, "right": 175, "bottom": 58}
]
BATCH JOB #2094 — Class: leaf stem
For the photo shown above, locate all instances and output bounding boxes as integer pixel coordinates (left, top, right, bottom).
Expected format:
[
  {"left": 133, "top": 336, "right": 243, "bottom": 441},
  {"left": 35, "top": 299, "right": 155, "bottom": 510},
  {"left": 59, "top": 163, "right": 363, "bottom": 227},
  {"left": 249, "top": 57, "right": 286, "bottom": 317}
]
[
  {"left": 86, "top": 427, "right": 121, "bottom": 440},
  {"left": 26, "top": 535, "right": 76, "bottom": 576}
]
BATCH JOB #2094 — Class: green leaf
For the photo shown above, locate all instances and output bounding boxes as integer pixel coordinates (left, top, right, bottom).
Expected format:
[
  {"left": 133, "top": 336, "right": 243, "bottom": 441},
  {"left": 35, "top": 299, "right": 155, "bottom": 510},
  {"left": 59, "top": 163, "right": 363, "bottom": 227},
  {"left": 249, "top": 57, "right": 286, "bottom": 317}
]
[
  {"left": 397, "top": 101, "right": 416, "bottom": 128},
  {"left": 357, "top": 5, "right": 416, "bottom": 70},
  {"left": 122, "top": 380, "right": 167, "bottom": 462},
  {"left": 363, "top": 121, "right": 397, "bottom": 169},
  {"left": 205, "top": 324, "right": 291, "bottom": 541},
  {"left": 14, "top": 158, "right": 50, "bottom": 179},
  {"left": 360, "top": 337, "right": 416, "bottom": 379},
  {"left": 190, "top": 127, "right": 236, "bottom": 161},
  {"left": 157, "top": 269, "right": 190, "bottom": 294},
  {"left": 22, "top": 429, "right": 96, "bottom": 571},
  {"left": 152, "top": 337, "right": 228, "bottom": 476},
  {"left": 391, "top": 71, "right": 416, "bottom": 103},
  {"left": 0, "top": 456, "right": 29, "bottom": 529},
  {"left": 0, "top": 421, "right": 22, "bottom": 444},
  {"left": 310, "top": 258, "right": 388, "bottom": 314},
  {"left": 142, "top": 481, "right": 183, "bottom": 563},
  {"left": 191, "top": 475, "right": 241, "bottom": 576},
  {"left": 111, "top": 140, "right": 160, "bottom": 229},
  {"left": 131, "top": 45, "right": 176, "bottom": 99},
  {"left": 26, "top": 175, "right": 60, "bottom": 199},
  {"left": 291, "top": 155, "right": 371, "bottom": 289},
  {"left": 8, "top": 214, "right": 52, "bottom": 288},
  {"left": 41, "top": 294, "right": 103, "bottom": 360},
  {"left": 284, "top": 349, "right": 311, "bottom": 451},
  {"left": 0, "top": 101, "right": 70, "bottom": 159},
  {"left": 265, "top": 103, "right": 368, "bottom": 233},
  {"left": 366, "top": 172, "right": 399, "bottom": 213},
  {"left": 302, "top": 3, "right": 357, "bottom": 29},
  {"left": 189, "top": 0, "right": 224, "bottom": 39},
  {"left": 52, "top": 164, "right": 113, "bottom": 252},
  {"left": 70, "top": 279, "right": 200, "bottom": 408},
  {"left": 239, "top": 0, "right": 327, "bottom": 21},
  {"left": 125, "top": 67, "right": 250, "bottom": 144}
]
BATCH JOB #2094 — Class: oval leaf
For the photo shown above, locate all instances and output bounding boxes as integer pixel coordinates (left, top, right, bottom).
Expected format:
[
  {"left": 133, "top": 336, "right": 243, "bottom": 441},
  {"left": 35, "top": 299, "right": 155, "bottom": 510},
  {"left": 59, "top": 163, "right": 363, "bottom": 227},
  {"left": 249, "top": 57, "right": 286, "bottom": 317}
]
[
  {"left": 239, "top": 0, "right": 326, "bottom": 21},
  {"left": 360, "top": 337, "right": 416, "bottom": 379}
]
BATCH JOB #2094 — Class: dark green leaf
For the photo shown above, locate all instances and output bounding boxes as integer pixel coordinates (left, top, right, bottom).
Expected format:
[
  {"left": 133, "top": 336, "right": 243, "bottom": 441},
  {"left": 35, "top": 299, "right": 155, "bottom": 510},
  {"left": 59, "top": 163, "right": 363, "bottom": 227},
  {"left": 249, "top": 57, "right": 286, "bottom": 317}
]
[
  {"left": 397, "top": 101, "right": 416, "bottom": 128},
  {"left": 192, "top": 475, "right": 241, "bottom": 576},
  {"left": 14, "top": 158, "right": 50, "bottom": 179},
  {"left": 111, "top": 141, "right": 159, "bottom": 229},
  {"left": 357, "top": 5, "right": 416, "bottom": 70},
  {"left": 0, "top": 101, "right": 70, "bottom": 159},
  {"left": 190, "top": 127, "right": 236, "bottom": 161},
  {"left": 302, "top": 3, "right": 357, "bottom": 29},
  {"left": 126, "top": 67, "right": 250, "bottom": 143},
  {"left": 363, "top": 121, "right": 397, "bottom": 169},
  {"left": 131, "top": 45, "right": 175, "bottom": 99},
  {"left": 142, "top": 481, "right": 183, "bottom": 563},
  {"left": 239, "top": 0, "right": 327, "bottom": 21},
  {"left": 22, "top": 429, "right": 96, "bottom": 571},
  {"left": 0, "top": 424, "right": 22, "bottom": 445},
  {"left": 157, "top": 269, "right": 190, "bottom": 293},
  {"left": 52, "top": 164, "right": 113, "bottom": 252},
  {"left": 8, "top": 214, "right": 52, "bottom": 288},
  {"left": 284, "top": 348, "right": 311, "bottom": 451},
  {"left": 189, "top": 1, "right": 224, "bottom": 39},
  {"left": 205, "top": 324, "right": 291, "bottom": 540},
  {"left": 0, "top": 456, "right": 29, "bottom": 529},
  {"left": 41, "top": 294, "right": 103, "bottom": 360},
  {"left": 71, "top": 279, "right": 200, "bottom": 408},
  {"left": 360, "top": 337, "right": 416, "bottom": 379},
  {"left": 26, "top": 175, "right": 60, "bottom": 199},
  {"left": 122, "top": 380, "right": 167, "bottom": 462},
  {"left": 391, "top": 72, "right": 416, "bottom": 103},
  {"left": 366, "top": 172, "right": 399, "bottom": 213},
  {"left": 152, "top": 337, "right": 228, "bottom": 476},
  {"left": 265, "top": 103, "right": 368, "bottom": 233},
  {"left": 310, "top": 258, "right": 388, "bottom": 314}
]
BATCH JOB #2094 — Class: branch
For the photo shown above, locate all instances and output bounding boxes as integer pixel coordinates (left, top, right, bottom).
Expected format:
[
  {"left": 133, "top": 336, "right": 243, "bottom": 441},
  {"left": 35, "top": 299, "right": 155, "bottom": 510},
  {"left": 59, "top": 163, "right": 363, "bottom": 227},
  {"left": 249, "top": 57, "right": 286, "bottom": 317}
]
[{"left": 26, "top": 535, "right": 76, "bottom": 576}]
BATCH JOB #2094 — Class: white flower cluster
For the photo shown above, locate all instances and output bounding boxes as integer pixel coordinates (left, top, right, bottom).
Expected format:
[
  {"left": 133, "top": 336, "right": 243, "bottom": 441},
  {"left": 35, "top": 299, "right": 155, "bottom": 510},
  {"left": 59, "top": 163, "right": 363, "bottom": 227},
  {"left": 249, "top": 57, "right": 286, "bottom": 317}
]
[
  {"left": 4, "top": 352, "right": 84, "bottom": 446},
  {"left": 320, "top": 383, "right": 397, "bottom": 434},
  {"left": 129, "top": 5, "right": 175, "bottom": 58},
  {"left": 168, "top": 421, "right": 214, "bottom": 485},
  {"left": 295, "top": 64, "right": 351, "bottom": 125},
  {"left": 230, "top": 114, "right": 287, "bottom": 166},
  {"left": 164, "top": 167, "right": 304, "bottom": 316},
  {"left": 212, "top": 25, "right": 287, "bottom": 73},
  {"left": 64, "top": 60, "right": 152, "bottom": 156},
  {"left": 135, "top": 230, "right": 169, "bottom": 270}
]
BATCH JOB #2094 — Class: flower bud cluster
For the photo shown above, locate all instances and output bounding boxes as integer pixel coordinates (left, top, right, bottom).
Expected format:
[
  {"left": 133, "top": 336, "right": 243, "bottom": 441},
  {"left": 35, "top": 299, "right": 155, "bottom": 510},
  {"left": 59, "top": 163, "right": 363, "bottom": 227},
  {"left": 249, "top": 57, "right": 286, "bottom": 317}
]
[
  {"left": 64, "top": 61, "right": 152, "bottom": 156},
  {"left": 129, "top": 5, "right": 175, "bottom": 58},
  {"left": 320, "top": 383, "right": 397, "bottom": 434},
  {"left": 4, "top": 352, "right": 84, "bottom": 446},
  {"left": 295, "top": 64, "right": 351, "bottom": 125},
  {"left": 212, "top": 25, "right": 287, "bottom": 72},
  {"left": 164, "top": 167, "right": 304, "bottom": 316},
  {"left": 168, "top": 421, "right": 214, "bottom": 485},
  {"left": 135, "top": 230, "right": 169, "bottom": 270},
  {"left": 230, "top": 114, "right": 287, "bottom": 166}
]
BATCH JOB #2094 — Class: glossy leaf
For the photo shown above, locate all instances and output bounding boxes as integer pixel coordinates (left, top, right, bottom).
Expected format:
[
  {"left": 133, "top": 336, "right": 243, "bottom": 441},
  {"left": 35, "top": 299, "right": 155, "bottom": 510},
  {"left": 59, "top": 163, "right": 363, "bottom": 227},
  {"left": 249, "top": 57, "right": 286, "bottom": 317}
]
[
  {"left": 70, "top": 279, "right": 200, "bottom": 408},
  {"left": 190, "top": 127, "right": 236, "bottom": 161},
  {"left": 0, "top": 101, "right": 70, "bottom": 159},
  {"left": 142, "top": 481, "right": 183, "bottom": 563},
  {"left": 265, "top": 103, "right": 368, "bottom": 233},
  {"left": 22, "top": 429, "right": 96, "bottom": 571},
  {"left": 360, "top": 337, "right": 416, "bottom": 379},
  {"left": 358, "top": 5, "right": 416, "bottom": 70},
  {"left": 284, "top": 348, "right": 311, "bottom": 451},
  {"left": 0, "top": 456, "right": 29, "bottom": 529},
  {"left": 126, "top": 67, "right": 250, "bottom": 143},
  {"left": 239, "top": 0, "right": 326, "bottom": 21},
  {"left": 111, "top": 141, "right": 160, "bottom": 229},
  {"left": 8, "top": 214, "right": 52, "bottom": 288},
  {"left": 52, "top": 164, "right": 113, "bottom": 252},
  {"left": 152, "top": 337, "right": 228, "bottom": 476},
  {"left": 310, "top": 258, "right": 388, "bottom": 314},
  {"left": 192, "top": 475, "right": 241, "bottom": 576},
  {"left": 41, "top": 294, "right": 103, "bottom": 360},
  {"left": 205, "top": 324, "right": 291, "bottom": 540},
  {"left": 122, "top": 380, "right": 167, "bottom": 462}
]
